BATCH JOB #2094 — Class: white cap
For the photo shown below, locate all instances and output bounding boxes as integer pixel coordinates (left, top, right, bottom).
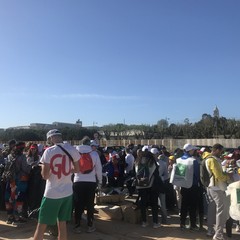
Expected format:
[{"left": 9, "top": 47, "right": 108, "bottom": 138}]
[
  {"left": 90, "top": 140, "right": 99, "bottom": 147},
  {"left": 142, "top": 145, "right": 151, "bottom": 152},
  {"left": 183, "top": 143, "right": 199, "bottom": 152},
  {"left": 46, "top": 129, "right": 62, "bottom": 139},
  {"left": 150, "top": 148, "right": 159, "bottom": 155},
  {"left": 200, "top": 147, "right": 205, "bottom": 153}
]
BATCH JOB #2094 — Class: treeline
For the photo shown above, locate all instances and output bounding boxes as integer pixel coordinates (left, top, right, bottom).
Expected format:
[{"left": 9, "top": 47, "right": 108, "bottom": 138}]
[
  {"left": 0, "top": 127, "right": 97, "bottom": 142},
  {"left": 0, "top": 114, "right": 240, "bottom": 142}
]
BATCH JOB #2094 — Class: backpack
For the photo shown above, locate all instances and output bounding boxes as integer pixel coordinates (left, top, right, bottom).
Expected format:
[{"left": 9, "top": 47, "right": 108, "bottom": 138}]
[
  {"left": 2, "top": 155, "right": 16, "bottom": 182},
  {"left": 170, "top": 157, "right": 194, "bottom": 188},
  {"left": 200, "top": 157, "right": 212, "bottom": 188},
  {"left": 227, "top": 181, "right": 240, "bottom": 221},
  {"left": 79, "top": 152, "right": 94, "bottom": 174}
]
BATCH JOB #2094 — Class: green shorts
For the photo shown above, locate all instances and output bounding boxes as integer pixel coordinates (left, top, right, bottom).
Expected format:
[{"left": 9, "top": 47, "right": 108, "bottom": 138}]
[{"left": 38, "top": 195, "right": 73, "bottom": 225}]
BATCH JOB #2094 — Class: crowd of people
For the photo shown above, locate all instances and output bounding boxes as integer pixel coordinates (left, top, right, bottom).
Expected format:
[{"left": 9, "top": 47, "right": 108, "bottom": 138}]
[{"left": 0, "top": 130, "right": 240, "bottom": 240}]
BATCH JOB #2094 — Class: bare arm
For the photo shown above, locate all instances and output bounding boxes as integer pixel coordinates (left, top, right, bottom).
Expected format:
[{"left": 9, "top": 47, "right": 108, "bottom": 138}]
[
  {"left": 72, "top": 160, "right": 79, "bottom": 173},
  {"left": 41, "top": 162, "right": 51, "bottom": 180}
]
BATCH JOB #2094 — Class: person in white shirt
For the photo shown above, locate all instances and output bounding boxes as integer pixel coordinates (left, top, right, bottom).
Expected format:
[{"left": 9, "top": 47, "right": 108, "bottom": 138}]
[
  {"left": 125, "top": 147, "right": 135, "bottom": 197},
  {"left": 33, "top": 129, "right": 80, "bottom": 240},
  {"left": 151, "top": 148, "right": 168, "bottom": 224},
  {"left": 73, "top": 136, "right": 102, "bottom": 234}
]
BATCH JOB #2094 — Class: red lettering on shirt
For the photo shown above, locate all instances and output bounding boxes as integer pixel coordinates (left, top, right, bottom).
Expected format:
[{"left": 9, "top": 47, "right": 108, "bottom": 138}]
[{"left": 50, "top": 154, "right": 72, "bottom": 179}]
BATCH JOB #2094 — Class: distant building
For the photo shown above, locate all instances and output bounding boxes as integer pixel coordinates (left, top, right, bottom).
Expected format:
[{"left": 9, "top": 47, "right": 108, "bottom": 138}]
[
  {"left": 30, "top": 123, "right": 55, "bottom": 129},
  {"left": 52, "top": 121, "right": 82, "bottom": 128},
  {"left": 6, "top": 120, "right": 83, "bottom": 130}
]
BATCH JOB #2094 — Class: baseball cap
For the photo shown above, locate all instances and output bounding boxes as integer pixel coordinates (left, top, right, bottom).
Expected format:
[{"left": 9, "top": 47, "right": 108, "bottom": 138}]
[
  {"left": 90, "top": 140, "right": 99, "bottom": 147},
  {"left": 150, "top": 148, "right": 159, "bottom": 155},
  {"left": 183, "top": 143, "right": 199, "bottom": 152},
  {"left": 142, "top": 145, "right": 151, "bottom": 152},
  {"left": 46, "top": 129, "right": 62, "bottom": 139}
]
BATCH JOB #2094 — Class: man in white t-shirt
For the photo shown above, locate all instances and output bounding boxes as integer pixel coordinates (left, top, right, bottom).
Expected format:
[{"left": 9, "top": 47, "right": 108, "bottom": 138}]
[{"left": 33, "top": 129, "right": 80, "bottom": 240}]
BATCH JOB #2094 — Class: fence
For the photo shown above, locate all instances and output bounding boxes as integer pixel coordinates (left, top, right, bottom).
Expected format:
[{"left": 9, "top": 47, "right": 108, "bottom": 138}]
[
  {"left": 2, "top": 138, "right": 240, "bottom": 152},
  {"left": 72, "top": 138, "right": 240, "bottom": 151}
]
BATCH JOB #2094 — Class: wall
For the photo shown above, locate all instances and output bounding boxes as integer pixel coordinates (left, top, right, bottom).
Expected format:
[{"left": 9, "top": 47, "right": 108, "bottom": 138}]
[
  {"left": 97, "top": 138, "right": 240, "bottom": 151},
  {"left": 3, "top": 138, "right": 239, "bottom": 152}
]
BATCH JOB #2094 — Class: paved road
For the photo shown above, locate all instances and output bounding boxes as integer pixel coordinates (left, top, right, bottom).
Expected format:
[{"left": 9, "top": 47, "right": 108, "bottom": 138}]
[{"left": 0, "top": 208, "right": 240, "bottom": 240}]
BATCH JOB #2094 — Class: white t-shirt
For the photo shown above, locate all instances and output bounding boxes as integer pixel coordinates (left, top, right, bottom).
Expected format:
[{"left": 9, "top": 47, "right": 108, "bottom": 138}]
[
  {"left": 40, "top": 143, "right": 80, "bottom": 199},
  {"left": 125, "top": 153, "right": 135, "bottom": 174}
]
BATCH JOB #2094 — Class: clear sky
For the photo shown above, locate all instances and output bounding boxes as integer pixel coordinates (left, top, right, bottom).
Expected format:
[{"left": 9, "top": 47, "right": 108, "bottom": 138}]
[{"left": 0, "top": 0, "right": 239, "bottom": 129}]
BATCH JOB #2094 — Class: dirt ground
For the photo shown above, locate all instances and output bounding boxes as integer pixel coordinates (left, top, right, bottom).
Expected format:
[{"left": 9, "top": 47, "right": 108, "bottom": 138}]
[{"left": 0, "top": 205, "right": 240, "bottom": 240}]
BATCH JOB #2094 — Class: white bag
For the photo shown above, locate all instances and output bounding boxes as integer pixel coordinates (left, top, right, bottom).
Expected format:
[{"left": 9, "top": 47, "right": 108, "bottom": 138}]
[
  {"left": 170, "top": 157, "right": 194, "bottom": 188},
  {"left": 226, "top": 180, "right": 240, "bottom": 221}
]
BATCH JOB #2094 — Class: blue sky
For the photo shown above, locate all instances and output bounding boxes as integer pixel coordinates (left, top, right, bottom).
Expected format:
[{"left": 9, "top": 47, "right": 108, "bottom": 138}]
[{"left": 0, "top": 0, "right": 239, "bottom": 129}]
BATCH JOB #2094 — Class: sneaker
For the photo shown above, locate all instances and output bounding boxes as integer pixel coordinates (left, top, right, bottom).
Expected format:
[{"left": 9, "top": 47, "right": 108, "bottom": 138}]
[
  {"left": 87, "top": 225, "right": 96, "bottom": 233},
  {"left": 73, "top": 224, "right": 81, "bottom": 234},
  {"left": 48, "top": 225, "right": 58, "bottom": 237},
  {"left": 236, "top": 225, "right": 240, "bottom": 232},
  {"left": 206, "top": 228, "right": 215, "bottom": 237},
  {"left": 6, "top": 216, "right": 15, "bottom": 224},
  {"left": 12, "top": 217, "right": 27, "bottom": 225},
  {"left": 141, "top": 222, "right": 148, "bottom": 228},
  {"left": 212, "top": 234, "right": 226, "bottom": 240},
  {"left": 153, "top": 223, "right": 161, "bottom": 229},
  {"left": 190, "top": 225, "right": 199, "bottom": 231}
]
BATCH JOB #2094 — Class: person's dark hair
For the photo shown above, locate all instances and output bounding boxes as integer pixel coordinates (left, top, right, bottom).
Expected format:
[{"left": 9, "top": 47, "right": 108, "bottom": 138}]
[
  {"left": 82, "top": 136, "right": 90, "bottom": 145},
  {"left": 12, "top": 141, "right": 25, "bottom": 156},
  {"left": 125, "top": 148, "right": 132, "bottom": 154},
  {"left": 8, "top": 139, "right": 16, "bottom": 147},
  {"left": 27, "top": 144, "right": 39, "bottom": 161},
  {"left": 212, "top": 143, "right": 224, "bottom": 151}
]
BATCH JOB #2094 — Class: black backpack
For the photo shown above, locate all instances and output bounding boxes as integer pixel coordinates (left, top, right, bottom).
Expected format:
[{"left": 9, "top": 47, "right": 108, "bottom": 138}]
[{"left": 200, "top": 157, "right": 212, "bottom": 188}]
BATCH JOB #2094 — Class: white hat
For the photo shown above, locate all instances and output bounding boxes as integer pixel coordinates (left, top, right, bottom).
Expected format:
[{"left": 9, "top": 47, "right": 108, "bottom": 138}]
[
  {"left": 183, "top": 143, "right": 199, "bottom": 152},
  {"left": 90, "top": 140, "right": 99, "bottom": 147},
  {"left": 46, "top": 129, "right": 62, "bottom": 139},
  {"left": 142, "top": 145, "right": 151, "bottom": 152},
  {"left": 150, "top": 148, "right": 159, "bottom": 155},
  {"left": 200, "top": 147, "right": 205, "bottom": 153}
]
